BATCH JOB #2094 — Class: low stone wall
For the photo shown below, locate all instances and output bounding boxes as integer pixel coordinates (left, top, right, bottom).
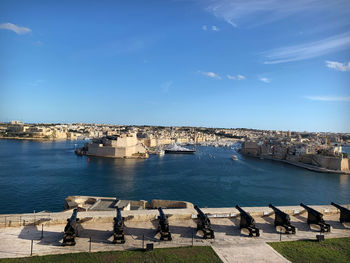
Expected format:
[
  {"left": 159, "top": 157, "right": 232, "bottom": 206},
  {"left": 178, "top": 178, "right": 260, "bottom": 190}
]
[
  {"left": 150, "top": 199, "right": 194, "bottom": 209},
  {"left": 0, "top": 204, "right": 348, "bottom": 228}
]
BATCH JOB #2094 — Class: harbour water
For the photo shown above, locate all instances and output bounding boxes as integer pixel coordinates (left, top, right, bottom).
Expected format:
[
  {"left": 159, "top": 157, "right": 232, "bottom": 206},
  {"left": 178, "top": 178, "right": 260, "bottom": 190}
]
[{"left": 0, "top": 139, "right": 349, "bottom": 214}]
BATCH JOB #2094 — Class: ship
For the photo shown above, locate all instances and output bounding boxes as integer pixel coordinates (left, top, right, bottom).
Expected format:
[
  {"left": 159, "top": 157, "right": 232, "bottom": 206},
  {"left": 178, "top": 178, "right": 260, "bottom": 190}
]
[
  {"left": 164, "top": 144, "right": 196, "bottom": 154},
  {"left": 232, "top": 154, "right": 238, "bottom": 160}
]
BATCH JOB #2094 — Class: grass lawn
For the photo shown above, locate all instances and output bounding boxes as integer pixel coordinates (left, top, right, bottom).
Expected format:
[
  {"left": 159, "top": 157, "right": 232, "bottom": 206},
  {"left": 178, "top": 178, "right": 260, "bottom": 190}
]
[
  {"left": 0, "top": 246, "right": 222, "bottom": 263},
  {"left": 269, "top": 237, "right": 350, "bottom": 263}
]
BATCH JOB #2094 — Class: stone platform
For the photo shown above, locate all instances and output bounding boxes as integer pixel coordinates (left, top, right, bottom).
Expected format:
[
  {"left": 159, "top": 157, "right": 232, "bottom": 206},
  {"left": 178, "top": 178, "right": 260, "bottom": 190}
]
[{"left": 0, "top": 204, "right": 349, "bottom": 262}]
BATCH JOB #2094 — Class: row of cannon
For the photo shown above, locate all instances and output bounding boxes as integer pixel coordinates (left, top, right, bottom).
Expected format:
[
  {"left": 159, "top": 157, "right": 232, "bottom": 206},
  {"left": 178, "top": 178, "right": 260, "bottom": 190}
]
[{"left": 62, "top": 202, "right": 350, "bottom": 246}]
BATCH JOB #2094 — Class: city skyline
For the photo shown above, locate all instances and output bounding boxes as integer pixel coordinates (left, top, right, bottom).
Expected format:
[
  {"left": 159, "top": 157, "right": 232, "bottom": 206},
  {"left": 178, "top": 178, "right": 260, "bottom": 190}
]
[{"left": 1, "top": 0, "right": 350, "bottom": 132}]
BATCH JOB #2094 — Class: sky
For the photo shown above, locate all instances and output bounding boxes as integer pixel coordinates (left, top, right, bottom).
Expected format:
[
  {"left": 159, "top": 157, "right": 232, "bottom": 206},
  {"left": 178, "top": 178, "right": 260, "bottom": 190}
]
[{"left": 0, "top": 0, "right": 349, "bottom": 132}]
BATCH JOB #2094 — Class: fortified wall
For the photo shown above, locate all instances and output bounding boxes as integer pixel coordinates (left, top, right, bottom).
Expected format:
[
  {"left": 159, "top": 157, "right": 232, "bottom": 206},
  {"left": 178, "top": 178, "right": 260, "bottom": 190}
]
[{"left": 86, "top": 133, "right": 148, "bottom": 158}]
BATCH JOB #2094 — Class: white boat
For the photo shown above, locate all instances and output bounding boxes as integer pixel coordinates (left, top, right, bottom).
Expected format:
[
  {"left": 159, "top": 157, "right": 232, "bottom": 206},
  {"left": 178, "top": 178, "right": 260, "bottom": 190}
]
[
  {"left": 232, "top": 154, "right": 238, "bottom": 160},
  {"left": 156, "top": 149, "right": 165, "bottom": 156},
  {"left": 164, "top": 144, "right": 196, "bottom": 154}
]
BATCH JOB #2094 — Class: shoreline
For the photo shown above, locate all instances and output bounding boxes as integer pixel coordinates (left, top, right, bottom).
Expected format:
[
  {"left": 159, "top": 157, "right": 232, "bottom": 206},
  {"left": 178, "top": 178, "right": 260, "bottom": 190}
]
[
  {"left": 243, "top": 153, "right": 350, "bottom": 175},
  {"left": 0, "top": 136, "right": 76, "bottom": 142}
]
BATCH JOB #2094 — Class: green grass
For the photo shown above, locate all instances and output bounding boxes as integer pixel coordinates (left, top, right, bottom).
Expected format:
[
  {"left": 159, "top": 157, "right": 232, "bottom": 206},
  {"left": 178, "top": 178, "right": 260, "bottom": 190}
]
[
  {"left": 0, "top": 246, "right": 222, "bottom": 263},
  {"left": 269, "top": 237, "right": 350, "bottom": 263}
]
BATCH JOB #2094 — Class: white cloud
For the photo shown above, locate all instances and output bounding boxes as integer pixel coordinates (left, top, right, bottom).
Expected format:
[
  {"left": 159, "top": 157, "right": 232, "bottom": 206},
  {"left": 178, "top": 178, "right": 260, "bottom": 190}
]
[
  {"left": 262, "top": 32, "right": 350, "bottom": 64},
  {"left": 305, "top": 96, "right": 350, "bottom": 102},
  {"left": 161, "top": 81, "right": 173, "bottom": 93},
  {"left": 198, "top": 70, "right": 221, "bottom": 79},
  {"left": 28, "top": 79, "right": 44, "bottom": 87},
  {"left": 201, "top": 0, "right": 350, "bottom": 28},
  {"left": 260, "top": 77, "right": 270, "bottom": 83},
  {"left": 202, "top": 25, "right": 220, "bottom": 31},
  {"left": 326, "top": 60, "right": 350, "bottom": 72},
  {"left": 227, "top": 74, "right": 245, "bottom": 80},
  {"left": 0, "top": 22, "right": 31, "bottom": 35}
]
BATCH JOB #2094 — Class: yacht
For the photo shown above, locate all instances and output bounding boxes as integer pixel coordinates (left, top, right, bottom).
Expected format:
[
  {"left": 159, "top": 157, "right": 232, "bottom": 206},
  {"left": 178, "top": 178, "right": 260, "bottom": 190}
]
[{"left": 165, "top": 144, "right": 195, "bottom": 154}]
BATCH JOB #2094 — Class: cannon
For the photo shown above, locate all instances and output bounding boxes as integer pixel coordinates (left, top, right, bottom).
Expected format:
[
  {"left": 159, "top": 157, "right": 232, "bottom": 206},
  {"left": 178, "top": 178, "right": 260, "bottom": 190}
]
[
  {"left": 62, "top": 208, "right": 79, "bottom": 246},
  {"left": 113, "top": 207, "right": 125, "bottom": 244},
  {"left": 194, "top": 205, "right": 214, "bottom": 239},
  {"left": 269, "top": 204, "right": 296, "bottom": 234},
  {"left": 235, "top": 205, "right": 260, "bottom": 237},
  {"left": 300, "top": 203, "right": 331, "bottom": 232},
  {"left": 331, "top": 202, "right": 350, "bottom": 224},
  {"left": 156, "top": 207, "right": 172, "bottom": 241}
]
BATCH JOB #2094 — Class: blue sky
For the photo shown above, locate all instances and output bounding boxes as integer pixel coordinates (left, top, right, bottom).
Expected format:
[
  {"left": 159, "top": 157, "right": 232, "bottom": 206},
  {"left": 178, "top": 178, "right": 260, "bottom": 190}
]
[{"left": 0, "top": 0, "right": 349, "bottom": 132}]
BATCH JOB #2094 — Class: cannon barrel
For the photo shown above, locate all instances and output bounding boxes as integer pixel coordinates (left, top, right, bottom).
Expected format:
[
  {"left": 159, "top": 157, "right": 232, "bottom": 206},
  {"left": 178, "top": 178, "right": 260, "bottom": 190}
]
[
  {"left": 331, "top": 202, "right": 348, "bottom": 212},
  {"left": 235, "top": 205, "right": 255, "bottom": 224},
  {"left": 70, "top": 208, "right": 78, "bottom": 221},
  {"left": 113, "top": 207, "right": 125, "bottom": 244},
  {"left": 65, "top": 208, "right": 78, "bottom": 230},
  {"left": 235, "top": 205, "right": 260, "bottom": 237},
  {"left": 269, "top": 204, "right": 295, "bottom": 234},
  {"left": 158, "top": 207, "right": 166, "bottom": 219},
  {"left": 194, "top": 205, "right": 214, "bottom": 239},
  {"left": 63, "top": 208, "right": 79, "bottom": 246},
  {"left": 194, "top": 205, "right": 207, "bottom": 220},
  {"left": 300, "top": 203, "right": 330, "bottom": 232},
  {"left": 331, "top": 202, "right": 350, "bottom": 224},
  {"left": 157, "top": 207, "right": 172, "bottom": 241},
  {"left": 114, "top": 207, "right": 123, "bottom": 227},
  {"left": 300, "top": 203, "right": 322, "bottom": 216},
  {"left": 269, "top": 204, "right": 283, "bottom": 214},
  {"left": 235, "top": 205, "right": 245, "bottom": 214},
  {"left": 269, "top": 204, "right": 290, "bottom": 221}
]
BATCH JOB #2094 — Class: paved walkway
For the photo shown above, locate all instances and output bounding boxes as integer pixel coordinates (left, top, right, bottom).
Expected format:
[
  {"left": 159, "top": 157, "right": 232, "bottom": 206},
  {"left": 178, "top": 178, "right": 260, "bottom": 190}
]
[{"left": 212, "top": 241, "right": 290, "bottom": 263}]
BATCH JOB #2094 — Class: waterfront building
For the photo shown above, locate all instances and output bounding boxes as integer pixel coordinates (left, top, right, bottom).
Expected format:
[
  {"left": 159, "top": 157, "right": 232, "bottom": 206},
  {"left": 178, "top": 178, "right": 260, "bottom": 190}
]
[{"left": 86, "top": 133, "right": 148, "bottom": 158}]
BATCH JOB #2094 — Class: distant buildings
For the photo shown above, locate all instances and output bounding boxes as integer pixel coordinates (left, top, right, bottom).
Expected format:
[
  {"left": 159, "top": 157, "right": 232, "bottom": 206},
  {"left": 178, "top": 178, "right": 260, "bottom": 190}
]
[
  {"left": 1, "top": 120, "right": 350, "bottom": 169},
  {"left": 241, "top": 133, "right": 350, "bottom": 173}
]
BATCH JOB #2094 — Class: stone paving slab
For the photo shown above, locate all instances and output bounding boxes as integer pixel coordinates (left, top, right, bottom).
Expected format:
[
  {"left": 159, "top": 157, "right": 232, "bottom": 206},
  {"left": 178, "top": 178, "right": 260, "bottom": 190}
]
[
  {"left": 0, "top": 214, "right": 349, "bottom": 260},
  {"left": 211, "top": 242, "right": 290, "bottom": 263}
]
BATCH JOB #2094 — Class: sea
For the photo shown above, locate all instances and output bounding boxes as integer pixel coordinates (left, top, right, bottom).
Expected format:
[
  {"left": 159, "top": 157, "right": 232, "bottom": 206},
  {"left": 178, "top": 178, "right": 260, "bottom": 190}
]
[{"left": 0, "top": 139, "right": 349, "bottom": 214}]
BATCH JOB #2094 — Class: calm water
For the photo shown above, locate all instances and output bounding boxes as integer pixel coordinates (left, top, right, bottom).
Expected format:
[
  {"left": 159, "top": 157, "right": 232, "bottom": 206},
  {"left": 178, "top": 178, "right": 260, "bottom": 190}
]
[{"left": 0, "top": 139, "right": 349, "bottom": 214}]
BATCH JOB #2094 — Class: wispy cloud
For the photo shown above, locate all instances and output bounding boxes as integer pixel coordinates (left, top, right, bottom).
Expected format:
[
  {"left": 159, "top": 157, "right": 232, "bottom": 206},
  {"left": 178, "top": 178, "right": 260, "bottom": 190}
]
[
  {"left": 161, "top": 81, "right": 173, "bottom": 93},
  {"left": 304, "top": 96, "right": 350, "bottom": 102},
  {"left": 259, "top": 77, "right": 270, "bottom": 83},
  {"left": 326, "top": 60, "right": 350, "bottom": 72},
  {"left": 198, "top": 70, "right": 221, "bottom": 79},
  {"left": 0, "top": 22, "right": 31, "bottom": 35},
  {"left": 262, "top": 33, "right": 350, "bottom": 64},
  {"left": 227, "top": 74, "right": 245, "bottom": 80},
  {"left": 211, "top": 26, "right": 220, "bottom": 31},
  {"left": 202, "top": 25, "right": 220, "bottom": 31},
  {"left": 28, "top": 79, "right": 44, "bottom": 87},
  {"left": 201, "top": 0, "right": 350, "bottom": 28}
]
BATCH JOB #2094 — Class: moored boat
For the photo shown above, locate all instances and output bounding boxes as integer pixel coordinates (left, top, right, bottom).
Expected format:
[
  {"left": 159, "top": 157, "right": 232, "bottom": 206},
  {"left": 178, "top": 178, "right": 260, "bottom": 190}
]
[{"left": 165, "top": 144, "right": 195, "bottom": 154}]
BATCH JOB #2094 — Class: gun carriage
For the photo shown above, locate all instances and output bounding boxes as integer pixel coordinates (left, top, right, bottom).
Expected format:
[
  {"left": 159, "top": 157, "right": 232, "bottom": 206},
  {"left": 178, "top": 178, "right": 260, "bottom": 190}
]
[
  {"left": 269, "top": 204, "right": 296, "bottom": 234},
  {"left": 331, "top": 202, "right": 350, "bottom": 224},
  {"left": 157, "top": 207, "right": 172, "bottom": 241},
  {"left": 300, "top": 203, "right": 331, "bottom": 232},
  {"left": 194, "top": 205, "right": 214, "bottom": 239},
  {"left": 113, "top": 207, "right": 126, "bottom": 244},
  {"left": 235, "top": 205, "right": 260, "bottom": 237},
  {"left": 62, "top": 208, "right": 80, "bottom": 246}
]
